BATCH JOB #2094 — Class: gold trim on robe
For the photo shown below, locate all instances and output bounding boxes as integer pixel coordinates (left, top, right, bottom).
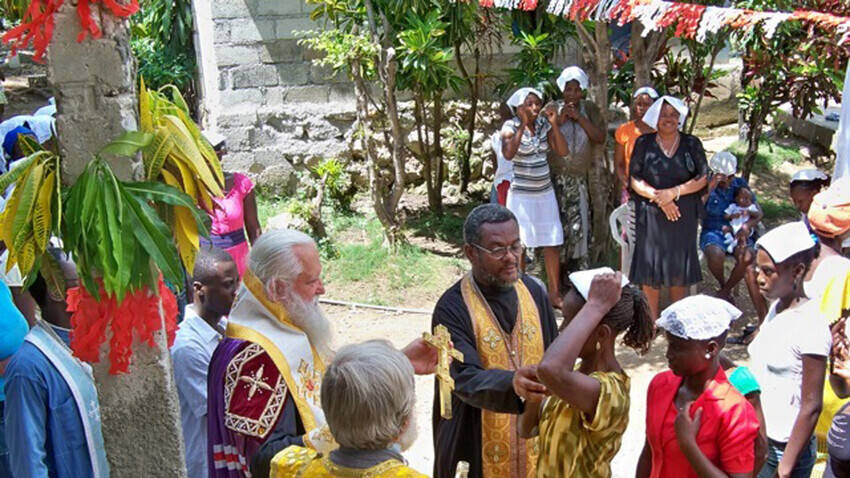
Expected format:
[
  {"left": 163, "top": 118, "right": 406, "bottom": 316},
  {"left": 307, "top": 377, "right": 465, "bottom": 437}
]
[
  {"left": 226, "top": 270, "right": 330, "bottom": 446},
  {"left": 460, "top": 274, "right": 542, "bottom": 478}
]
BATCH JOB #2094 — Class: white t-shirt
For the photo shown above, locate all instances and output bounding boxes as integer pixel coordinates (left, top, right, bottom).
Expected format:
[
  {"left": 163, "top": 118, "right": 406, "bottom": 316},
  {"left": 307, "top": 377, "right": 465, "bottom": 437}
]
[
  {"left": 491, "top": 132, "right": 513, "bottom": 186},
  {"left": 748, "top": 299, "right": 832, "bottom": 442},
  {"left": 804, "top": 254, "right": 850, "bottom": 301}
]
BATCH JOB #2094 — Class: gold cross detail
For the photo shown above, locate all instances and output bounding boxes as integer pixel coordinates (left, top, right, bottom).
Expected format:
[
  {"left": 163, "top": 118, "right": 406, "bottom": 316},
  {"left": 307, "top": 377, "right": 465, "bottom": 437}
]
[
  {"left": 239, "top": 364, "right": 274, "bottom": 400},
  {"left": 483, "top": 328, "right": 502, "bottom": 351},
  {"left": 423, "top": 325, "right": 464, "bottom": 420},
  {"left": 521, "top": 321, "right": 537, "bottom": 342},
  {"left": 489, "top": 444, "right": 505, "bottom": 463}
]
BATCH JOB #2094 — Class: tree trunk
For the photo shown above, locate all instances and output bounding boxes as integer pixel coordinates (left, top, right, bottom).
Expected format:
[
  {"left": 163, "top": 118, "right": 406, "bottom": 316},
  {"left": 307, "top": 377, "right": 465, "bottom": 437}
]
[
  {"left": 576, "top": 21, "right": 615, "bottom": 265},
  {"left": 455, "top": 43, "right": 480, "bottom": 194},
  {"left": 687, "top": 39, "right": 724, "bottom": 135},
  {"left": 431, "top": 92, "right": 444, "bottom": 214},
  {"left": 308, "top": 172, "right": 329, "bottom": 239},
  {"left": 631, "top": 23, "right": 666, "bottom": 91},
  {"left": 742, "top": 112, "right": 765, "bottom": 182},
  {"left": 415, "top": 94, "right": 434, "bottom": 207},
  {"left": 364, "top": 0, "right": 406, "bottom": 246}
]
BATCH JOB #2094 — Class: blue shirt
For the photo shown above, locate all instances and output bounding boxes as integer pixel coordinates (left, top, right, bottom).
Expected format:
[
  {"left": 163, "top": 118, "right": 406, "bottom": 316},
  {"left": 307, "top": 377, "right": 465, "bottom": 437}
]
[
  {"left": 703, "top": 176, "right": 753, "bottom": 233},
  {"left": 0, "top": 281, "right": 28, "bottom": 401},
  {"left": 171, "top": 306, "right": 224, "bottom": 478},
  {"left": 4, "top": 326, "right": 95, "bottom": 478}
]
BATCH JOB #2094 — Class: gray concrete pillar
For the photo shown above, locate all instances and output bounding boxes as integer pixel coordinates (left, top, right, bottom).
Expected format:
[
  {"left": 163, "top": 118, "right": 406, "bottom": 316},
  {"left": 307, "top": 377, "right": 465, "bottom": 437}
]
[{"left": 46, "top": 2, "right": 188, "bottom": 476}]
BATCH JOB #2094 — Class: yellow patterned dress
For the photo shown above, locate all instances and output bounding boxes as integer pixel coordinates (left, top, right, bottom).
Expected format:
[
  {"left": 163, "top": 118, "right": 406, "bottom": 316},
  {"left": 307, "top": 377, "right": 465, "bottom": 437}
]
[
  {"left": 536, "top": 371, "right": 631, "bottom": 477},
  {"left": 271, "top": 446, "right": 428, "bottom": 478}
]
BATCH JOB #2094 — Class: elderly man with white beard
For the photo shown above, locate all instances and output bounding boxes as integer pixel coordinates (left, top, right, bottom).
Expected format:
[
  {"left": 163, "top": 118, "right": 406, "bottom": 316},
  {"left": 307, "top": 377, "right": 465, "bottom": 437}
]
[
  {"left": 207, "top": 229, "right": 438, "bottom": 478},
  {"left": 272, "top": 340, "right": 427, "bottom": 476}
]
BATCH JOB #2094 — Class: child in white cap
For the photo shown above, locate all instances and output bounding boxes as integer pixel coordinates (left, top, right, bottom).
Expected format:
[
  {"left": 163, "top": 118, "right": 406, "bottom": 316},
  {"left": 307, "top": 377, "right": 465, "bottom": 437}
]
[{"left": 637, "top": 294, "right": 760, "bottom": 478}]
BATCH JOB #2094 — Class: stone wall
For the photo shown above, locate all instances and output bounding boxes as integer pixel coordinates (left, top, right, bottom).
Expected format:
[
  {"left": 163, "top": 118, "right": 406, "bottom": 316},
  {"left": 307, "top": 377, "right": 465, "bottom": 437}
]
[{"left": 192, "top": 0, "right": 583, "bottom": 193}]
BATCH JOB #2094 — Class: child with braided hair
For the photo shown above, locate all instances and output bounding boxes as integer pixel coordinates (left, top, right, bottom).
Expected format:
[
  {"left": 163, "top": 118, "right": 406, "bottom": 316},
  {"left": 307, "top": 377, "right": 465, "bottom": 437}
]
[{"left": 518, "top": 268, "right": 654, "bottom": 477}]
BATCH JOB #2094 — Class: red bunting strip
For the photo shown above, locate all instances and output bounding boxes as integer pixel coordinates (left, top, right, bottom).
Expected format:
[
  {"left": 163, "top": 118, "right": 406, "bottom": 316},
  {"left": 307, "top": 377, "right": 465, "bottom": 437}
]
[
  {"left": 2, "top": 0, "right": 139, "bottom": 63},
  {"left": 68, "top": 278, "right": 178, "bottom": 375},
  {"left": 482, "top": 0, "right": 850, "bottom": 44}
]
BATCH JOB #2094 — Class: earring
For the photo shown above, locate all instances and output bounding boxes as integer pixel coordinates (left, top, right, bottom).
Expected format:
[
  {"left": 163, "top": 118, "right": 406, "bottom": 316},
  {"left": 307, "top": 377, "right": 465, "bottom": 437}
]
[
  {"left": 704, "top": 353, "right": 711, "bottom": 360},
  {"left": 595, "top": 342, "right": 601, "bottom": 351}
]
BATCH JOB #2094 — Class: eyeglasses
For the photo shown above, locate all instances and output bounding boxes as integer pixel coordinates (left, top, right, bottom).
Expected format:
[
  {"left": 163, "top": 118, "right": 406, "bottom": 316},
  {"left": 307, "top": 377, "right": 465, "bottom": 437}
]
[{"left": 471, "top": 241, "right": 525, "bottom": 260}]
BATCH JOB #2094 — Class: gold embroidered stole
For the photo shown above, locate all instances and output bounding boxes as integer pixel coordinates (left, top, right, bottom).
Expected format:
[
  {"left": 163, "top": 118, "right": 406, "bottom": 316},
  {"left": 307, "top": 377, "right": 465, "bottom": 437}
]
[
  {"left": 227, "top": 271, "right": 327, "bottom": 432},
  {"left": 460, "top": 274, "right": 542, "bottom": 478}
]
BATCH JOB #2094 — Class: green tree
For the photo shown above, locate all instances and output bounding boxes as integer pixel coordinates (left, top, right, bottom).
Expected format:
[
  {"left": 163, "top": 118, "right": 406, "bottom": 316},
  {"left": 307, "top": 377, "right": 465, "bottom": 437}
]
[{"left": 733, "top": 0, "right": 849, "bottom": 180}]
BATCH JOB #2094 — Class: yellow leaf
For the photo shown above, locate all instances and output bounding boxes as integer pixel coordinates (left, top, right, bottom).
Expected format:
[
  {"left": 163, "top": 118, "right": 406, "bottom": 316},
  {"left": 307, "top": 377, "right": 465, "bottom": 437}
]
[
  {"left": 171, "top": 159, "right": 199, "bottom": 204},
  {"left": 17, "top": 235, "right": 35, "bottom": 276},
  {"left": 32, "top": 168, "right": 55, "bottom": 251},
  {"left": 174, "top": 217, "right": 198, "bottom": 272},
  {"left": 175, "top": 206, "right": 200, "bottom": 250},
  {"left": 161, "top": 115, "right": 224, "bottom": 197},
  {"left": 12, "top": 162, "right": 43, "bottom": 251},
  {"left": 2, "top": 165, "right": 29, "bottom": 249},
  {"left": 143, "top": 128, "right": 174, "bottom": 180},
  {"left": 140, "top": 78, "right": 153, "bottom": 132},
  {"left": 197, "top": 182, "right": 213, "bottom": 212},
  {"left": 4, "top": 248, "right": 15, "bottom": 273}
]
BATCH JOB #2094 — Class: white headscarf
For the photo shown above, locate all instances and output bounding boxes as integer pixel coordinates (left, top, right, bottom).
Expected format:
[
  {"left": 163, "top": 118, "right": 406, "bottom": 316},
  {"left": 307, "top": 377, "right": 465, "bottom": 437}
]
[
  {"left": 568, "top": 267, "right": 630, "bottom": 301},
  {"left": 657, "top": 295, "right": 741, "bottom": 340},
  {"left": 506, "top": 87, "right": 544, "bottom": 114},
  {"left": 709, "top": 151, "right": 738, "bottom": 176},
  {"left": 642, "top": 95, "right": 689, "bottom": 130},
  {"left": 633, "top": 86, "right": 659, "bottom": 99},
  {"left": 756, "top": 221, "right": 817, "bottom": 264},
  {"left": 556, "top": 66, "right": 589, "bottom": 92}
]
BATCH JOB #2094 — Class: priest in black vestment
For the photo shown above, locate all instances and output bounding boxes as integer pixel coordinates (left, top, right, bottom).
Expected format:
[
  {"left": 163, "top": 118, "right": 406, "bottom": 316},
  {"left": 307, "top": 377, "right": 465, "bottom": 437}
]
[{"left": 432, "top": 204, "right": 558, "bottom": 478}]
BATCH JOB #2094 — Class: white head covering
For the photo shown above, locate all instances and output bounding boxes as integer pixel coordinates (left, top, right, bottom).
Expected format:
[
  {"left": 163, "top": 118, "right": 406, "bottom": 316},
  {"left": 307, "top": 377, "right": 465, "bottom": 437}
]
[
  {"left": 204, "top": 130, "right": 227, "bottom": 149},
  {"left": 506, "top": 87, "right": 544, "bottom": 114},
  {"left": 556, "top": 66, "right": 589, "bottom": 92},
  {"left": 633, "top": 87, "right": 659, "bottom": 99},
  {"left": 756, "top": 221, "right": 816, "bottom": 264},
  {"left": 791, "top": 169, "right": 829, "bottom": 183},
  {"left": 657, "top": 295, "right": 741, "bottom": 340},
  {"left": 709, "top": 151, "right": 738, "bottom": 176},
  {"left": 642, "top": 95, "right": 689, "bottom": 130},
  {"left": 568, "top": 267, "right": 630, "bottom": 301}
]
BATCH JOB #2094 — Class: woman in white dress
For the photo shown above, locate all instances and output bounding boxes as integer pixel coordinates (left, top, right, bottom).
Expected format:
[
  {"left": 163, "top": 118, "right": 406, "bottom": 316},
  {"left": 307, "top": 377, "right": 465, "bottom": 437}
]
[{"left": 502, "top": 87, "right": 568, "bottom": 307}]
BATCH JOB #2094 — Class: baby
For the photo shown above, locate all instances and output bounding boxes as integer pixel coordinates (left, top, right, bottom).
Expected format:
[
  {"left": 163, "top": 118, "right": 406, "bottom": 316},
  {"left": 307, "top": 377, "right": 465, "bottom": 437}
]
[{"left": 722, "top": 187, "right": 759, "bottom": 254}]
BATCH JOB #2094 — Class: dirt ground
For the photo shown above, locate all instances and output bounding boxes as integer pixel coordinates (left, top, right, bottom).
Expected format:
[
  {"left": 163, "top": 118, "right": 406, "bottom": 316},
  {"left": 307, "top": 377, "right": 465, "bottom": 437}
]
[{"left": 323, "top": 280, "right": 754, "bottom": 477}]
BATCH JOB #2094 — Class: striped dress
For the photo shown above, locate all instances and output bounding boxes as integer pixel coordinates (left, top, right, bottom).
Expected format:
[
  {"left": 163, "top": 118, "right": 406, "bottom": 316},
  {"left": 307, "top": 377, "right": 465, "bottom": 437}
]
[{"left": 503, "top": 117, "right": 564, "bottom": 248}]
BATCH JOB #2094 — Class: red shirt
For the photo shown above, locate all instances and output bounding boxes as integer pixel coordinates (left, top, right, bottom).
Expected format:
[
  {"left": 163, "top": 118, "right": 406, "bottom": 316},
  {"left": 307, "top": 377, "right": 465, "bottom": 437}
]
[{"left": 646, "top": 368, "right": 760, "bottom": 477}]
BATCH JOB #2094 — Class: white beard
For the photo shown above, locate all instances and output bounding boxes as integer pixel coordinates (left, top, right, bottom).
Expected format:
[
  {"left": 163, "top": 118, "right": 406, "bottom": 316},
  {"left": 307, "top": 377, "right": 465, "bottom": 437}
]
[
  {"left": 283, "top": 289, "right": 335, "bottom": 361},
  {"left": 396, "top": 413, "right": 419, "bottom": 452}
]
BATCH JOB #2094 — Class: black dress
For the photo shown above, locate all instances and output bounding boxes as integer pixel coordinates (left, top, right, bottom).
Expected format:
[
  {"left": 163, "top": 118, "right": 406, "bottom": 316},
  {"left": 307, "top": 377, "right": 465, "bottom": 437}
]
[{"left": 629, "top": 132, "right": 707, "bottom": 288}]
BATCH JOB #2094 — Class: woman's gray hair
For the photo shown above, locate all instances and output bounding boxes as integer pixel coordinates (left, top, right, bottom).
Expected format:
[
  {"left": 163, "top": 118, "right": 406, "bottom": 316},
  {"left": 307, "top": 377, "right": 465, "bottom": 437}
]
[
  {"left": 248, "top": 229, "right": 316, "bottom": 285},
  {"left": 321, "top": 340, "right": 416, "bottom": 450}
]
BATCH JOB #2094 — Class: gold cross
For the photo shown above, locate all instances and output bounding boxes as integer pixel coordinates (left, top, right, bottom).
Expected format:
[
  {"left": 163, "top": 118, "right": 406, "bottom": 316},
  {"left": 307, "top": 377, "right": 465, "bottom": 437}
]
[
  {"left": 423, "top": 325, "right": 464, "bottom": 420},
  {"left": 489, "top": 444, "right": 505, "bottom": 463},
  {"left": 239, "top": 364, "right": 274, "bottom": 400},
  {"left": 483, "top": 328, "right": 502, "bottom": 351},
  {"left": 521, "top": 321, "right": 537, "bottom": 342}
]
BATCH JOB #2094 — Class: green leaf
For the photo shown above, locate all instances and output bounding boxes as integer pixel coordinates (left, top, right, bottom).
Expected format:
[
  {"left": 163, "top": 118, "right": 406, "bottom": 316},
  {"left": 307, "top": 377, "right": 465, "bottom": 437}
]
[
  {"left": 98, "top": 131, "right": 154, "bottom": 158},
  {"left": 120, "top": 184, "right": 183, "bottom": 287},
  {"left": 0, "top": 153, "right": 38, "bottom": 191},
  {"left": 123, "top": 181, "right": 210, "bottom": 236}
]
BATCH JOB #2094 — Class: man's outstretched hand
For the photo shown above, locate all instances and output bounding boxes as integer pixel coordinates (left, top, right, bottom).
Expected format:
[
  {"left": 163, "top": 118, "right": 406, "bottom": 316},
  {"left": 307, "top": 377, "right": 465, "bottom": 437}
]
[{"left": 402, "top": 337, "right": 441, "bottom": 375}]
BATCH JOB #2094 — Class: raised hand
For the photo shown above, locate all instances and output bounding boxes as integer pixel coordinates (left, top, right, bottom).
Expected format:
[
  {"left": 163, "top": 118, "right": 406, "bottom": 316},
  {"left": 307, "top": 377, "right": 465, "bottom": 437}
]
[{"left": 586, "top": 272, "right": 624, "bottom": 313}]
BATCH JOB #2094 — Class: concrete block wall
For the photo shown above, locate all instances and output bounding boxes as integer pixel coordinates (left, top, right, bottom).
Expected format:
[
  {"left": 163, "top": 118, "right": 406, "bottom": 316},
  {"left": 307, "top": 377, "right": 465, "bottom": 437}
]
[{"left": 192, "top": 0, "right": 583, "bottom": 193}]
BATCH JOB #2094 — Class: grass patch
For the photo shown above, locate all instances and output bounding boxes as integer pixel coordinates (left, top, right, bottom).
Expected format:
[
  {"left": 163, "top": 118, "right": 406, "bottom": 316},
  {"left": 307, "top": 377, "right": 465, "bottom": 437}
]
[
  {"left": 728, "top": 139, "right": 804, "bottom": 173},
  {"left": 255, "top": 194, "right": 465, "bottom": 307},
  {"left": 760, "top": 198, "right": 799, "bottom": 228},
  {"left": 323, "top": 218, "right": 465, "bottom": 306}
]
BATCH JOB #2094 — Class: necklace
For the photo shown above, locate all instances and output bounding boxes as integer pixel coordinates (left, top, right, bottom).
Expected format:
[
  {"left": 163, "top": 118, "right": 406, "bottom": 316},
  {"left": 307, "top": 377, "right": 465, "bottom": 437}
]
[{"left": 656, "top": 133, "right": 680, "bottom": 157}]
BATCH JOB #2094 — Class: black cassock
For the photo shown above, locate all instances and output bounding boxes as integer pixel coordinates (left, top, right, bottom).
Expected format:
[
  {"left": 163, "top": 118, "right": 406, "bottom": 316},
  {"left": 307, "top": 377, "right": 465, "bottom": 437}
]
[{"left": 431, "top": 274, "right": 558, "bottom": 478}]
